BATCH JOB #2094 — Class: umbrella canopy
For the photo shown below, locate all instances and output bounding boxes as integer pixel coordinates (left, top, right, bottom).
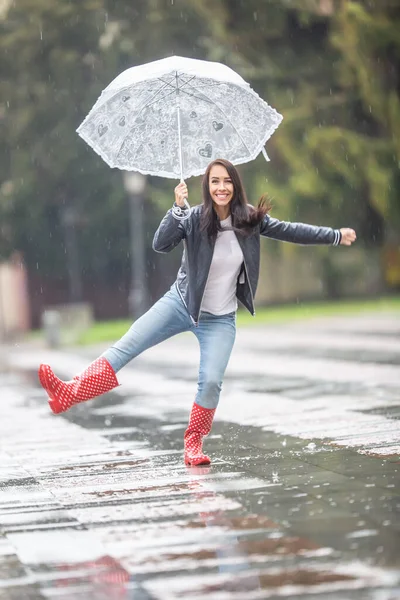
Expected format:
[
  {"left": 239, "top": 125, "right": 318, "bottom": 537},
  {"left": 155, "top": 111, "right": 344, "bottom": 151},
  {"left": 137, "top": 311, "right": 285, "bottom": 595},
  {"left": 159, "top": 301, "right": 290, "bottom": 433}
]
[{"left": 77, "top": 56, "right": 283, "bottom": 180}]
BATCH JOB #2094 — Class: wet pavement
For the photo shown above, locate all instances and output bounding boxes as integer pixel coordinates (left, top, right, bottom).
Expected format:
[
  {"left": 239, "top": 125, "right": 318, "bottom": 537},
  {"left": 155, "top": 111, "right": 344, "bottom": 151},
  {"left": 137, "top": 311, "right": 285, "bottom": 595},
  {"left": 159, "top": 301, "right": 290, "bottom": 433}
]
[{"left": 1, "top": 311, "right": 399, "bottom": 599}]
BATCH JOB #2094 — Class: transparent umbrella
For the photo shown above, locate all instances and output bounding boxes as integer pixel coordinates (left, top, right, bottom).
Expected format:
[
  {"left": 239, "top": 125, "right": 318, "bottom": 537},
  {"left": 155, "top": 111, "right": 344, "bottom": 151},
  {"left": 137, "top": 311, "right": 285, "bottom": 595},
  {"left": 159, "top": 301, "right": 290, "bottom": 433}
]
[{"left": 77, "top": 55, "right": 283, "bottom": 205}]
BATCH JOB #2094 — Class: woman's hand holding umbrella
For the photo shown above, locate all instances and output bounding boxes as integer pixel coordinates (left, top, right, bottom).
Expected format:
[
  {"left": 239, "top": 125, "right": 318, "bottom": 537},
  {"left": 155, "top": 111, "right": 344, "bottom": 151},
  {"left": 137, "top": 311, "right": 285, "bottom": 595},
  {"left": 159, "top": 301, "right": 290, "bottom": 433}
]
[{"left": 174, "top": 181, "right": 188, "bottom": 207}]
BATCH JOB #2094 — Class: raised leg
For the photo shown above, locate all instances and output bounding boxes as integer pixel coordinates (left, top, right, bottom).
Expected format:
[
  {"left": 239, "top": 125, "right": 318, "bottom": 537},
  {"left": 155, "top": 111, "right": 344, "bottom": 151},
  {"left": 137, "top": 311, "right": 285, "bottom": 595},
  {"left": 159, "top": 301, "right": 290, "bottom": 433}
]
[
  {"left": 101, "top": 286, "right": 192, "bottom": 372},
  {"left": 39, "top": 286, "right": 191, "bottom": 413}
]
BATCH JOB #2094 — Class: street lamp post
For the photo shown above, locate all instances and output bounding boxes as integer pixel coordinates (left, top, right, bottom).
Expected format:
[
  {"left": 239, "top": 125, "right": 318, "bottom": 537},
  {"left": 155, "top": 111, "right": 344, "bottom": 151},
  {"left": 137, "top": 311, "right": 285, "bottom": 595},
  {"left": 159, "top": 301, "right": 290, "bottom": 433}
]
[
  {"left": 61, "top": 204, "right": 83, "bottom": 303},
  {"left": 123, "top": 172, "right": 148, "bottom": 319}
]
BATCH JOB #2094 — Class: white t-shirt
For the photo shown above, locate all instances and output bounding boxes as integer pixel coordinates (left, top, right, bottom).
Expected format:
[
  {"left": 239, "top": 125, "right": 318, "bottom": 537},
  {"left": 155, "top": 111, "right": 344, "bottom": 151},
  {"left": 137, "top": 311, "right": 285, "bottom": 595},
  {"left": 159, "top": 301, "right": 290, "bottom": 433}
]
[{"left": 200, "top": 216, "right": 244, "bottom": 315}]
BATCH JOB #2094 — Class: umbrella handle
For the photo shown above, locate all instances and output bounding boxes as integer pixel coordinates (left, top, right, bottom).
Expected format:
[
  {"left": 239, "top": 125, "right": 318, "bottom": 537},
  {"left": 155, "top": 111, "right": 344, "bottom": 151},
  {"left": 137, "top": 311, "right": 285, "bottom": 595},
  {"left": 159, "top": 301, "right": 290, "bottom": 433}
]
[
  {"left": 178, "top": 173, "right": 191, "bottom": 218},
  {"left": 179, "top": 173, "right": 191, "bottom": 211}
]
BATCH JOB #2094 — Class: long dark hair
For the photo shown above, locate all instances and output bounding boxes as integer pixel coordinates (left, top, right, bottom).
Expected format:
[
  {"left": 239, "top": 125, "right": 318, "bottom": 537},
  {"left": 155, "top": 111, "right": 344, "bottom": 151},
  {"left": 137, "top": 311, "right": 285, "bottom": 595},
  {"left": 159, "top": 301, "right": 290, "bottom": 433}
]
[{"left": 200, "top": 159, "right": 271, "bottom": 238}]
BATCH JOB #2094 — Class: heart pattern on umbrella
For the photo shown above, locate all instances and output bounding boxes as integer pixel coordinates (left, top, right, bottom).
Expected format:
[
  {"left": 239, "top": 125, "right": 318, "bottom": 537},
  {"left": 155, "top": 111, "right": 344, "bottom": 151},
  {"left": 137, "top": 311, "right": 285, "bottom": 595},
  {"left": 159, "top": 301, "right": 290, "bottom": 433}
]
[
  {"left": 77, "top": 57, "right": 283, "bottom": 179},
  {"left": 212, "top": 121, "right": 224, "bottom": 131},
  {"left": 198, "top": 143, "right": 213, "bottom": 158},
  {"left": 98, "top": 124, "right": 108, "bottom": 137}
]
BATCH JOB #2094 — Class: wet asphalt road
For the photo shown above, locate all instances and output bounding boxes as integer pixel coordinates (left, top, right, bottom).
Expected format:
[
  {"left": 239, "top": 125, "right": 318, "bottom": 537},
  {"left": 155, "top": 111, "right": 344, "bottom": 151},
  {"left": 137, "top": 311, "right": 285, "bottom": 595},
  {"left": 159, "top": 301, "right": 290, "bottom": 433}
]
[{"left": 1, "top": 312, "right": 399, "bottom": 599}]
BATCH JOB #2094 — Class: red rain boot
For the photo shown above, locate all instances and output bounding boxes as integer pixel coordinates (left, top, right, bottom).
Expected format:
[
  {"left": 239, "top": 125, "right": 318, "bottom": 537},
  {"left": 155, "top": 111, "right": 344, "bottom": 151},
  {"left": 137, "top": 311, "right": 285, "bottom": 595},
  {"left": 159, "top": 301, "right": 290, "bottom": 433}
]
[
  {"left": 38, "top": 357, "right": 119, "bottom": 414},
  {"left": 184, "top": 402, "right": 216, "bottom": 466}
]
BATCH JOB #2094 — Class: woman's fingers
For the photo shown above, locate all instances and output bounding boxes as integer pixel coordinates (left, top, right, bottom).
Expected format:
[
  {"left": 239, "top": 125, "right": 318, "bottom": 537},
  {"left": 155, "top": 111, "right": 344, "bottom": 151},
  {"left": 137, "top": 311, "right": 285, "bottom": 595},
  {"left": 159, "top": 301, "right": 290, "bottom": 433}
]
[
  {"left": 174, "top": 182, "right": 188, "bottom": 207},
  {"left": 339, "top": 228, "right": 357, "bottom": 246},
  {"left": 174, "top": 183, "right": 187, "bottom": 193}
]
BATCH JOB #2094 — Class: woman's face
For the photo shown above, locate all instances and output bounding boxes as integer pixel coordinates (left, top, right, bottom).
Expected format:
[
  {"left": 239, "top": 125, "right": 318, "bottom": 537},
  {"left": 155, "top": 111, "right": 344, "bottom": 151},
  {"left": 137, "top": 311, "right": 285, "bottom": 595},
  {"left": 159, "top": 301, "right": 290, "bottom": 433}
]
[{"left": 208, "top": 164, "right": 234, "bottom": 210}]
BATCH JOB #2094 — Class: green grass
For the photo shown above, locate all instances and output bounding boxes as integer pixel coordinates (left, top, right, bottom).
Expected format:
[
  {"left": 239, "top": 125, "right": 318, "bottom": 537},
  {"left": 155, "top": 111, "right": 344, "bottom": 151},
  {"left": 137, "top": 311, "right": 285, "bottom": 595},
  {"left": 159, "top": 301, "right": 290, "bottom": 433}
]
[
  {"left": 76, "top": 295, "right": 400, "bottom": 346},
  {"left": 78, "top": 319, "right": 136, "bottom": 345},
  {"left": 236, "top": 295, "right": 400, "bottom": 326}
]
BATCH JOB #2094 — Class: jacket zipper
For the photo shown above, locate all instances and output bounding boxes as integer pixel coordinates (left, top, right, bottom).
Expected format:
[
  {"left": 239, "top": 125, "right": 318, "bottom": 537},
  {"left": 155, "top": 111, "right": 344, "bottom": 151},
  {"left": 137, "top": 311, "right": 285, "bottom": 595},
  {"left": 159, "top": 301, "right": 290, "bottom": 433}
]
[
  {"left": 195, "top": 267, "right": 212, "bottom": 326},
  {"left": 176, "top": 283, "right": 196, "bottom": 326},
  {"left": 176, "top": 241, "right": 197, "bottom": 326},
  {"left": 195, "top": 238, "right": 216, "bottom": 325},
  {"left": 235, "top": 233, "right": 255, "bottom": 317},
  {"left": 242, "top": 256, "right": 256, "bottom": 316}
]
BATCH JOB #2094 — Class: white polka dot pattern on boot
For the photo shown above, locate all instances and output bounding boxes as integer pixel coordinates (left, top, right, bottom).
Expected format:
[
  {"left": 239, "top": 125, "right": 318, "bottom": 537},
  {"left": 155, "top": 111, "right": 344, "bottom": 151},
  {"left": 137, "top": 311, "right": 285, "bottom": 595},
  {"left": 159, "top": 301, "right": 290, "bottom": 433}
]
[
  {"left": 184, "top": 403, "right": 216, "bottom": 466},
  {"left": 38, "top": 358, "right": 119, "bottom": 414}
]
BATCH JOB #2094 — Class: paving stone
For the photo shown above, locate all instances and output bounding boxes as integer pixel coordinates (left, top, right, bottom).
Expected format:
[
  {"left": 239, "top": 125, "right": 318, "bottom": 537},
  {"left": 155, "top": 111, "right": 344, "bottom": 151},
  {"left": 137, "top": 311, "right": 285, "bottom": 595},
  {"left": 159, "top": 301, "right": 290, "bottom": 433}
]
[{"left": 0, "top": 312, "right": 399, "bottom": 598}]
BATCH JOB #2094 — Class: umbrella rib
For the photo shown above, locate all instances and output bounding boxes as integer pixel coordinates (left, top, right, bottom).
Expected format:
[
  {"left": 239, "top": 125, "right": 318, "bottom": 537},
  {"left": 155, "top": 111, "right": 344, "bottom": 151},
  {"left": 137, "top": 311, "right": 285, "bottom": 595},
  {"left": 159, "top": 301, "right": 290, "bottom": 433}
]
[
  {"left": 114, "top": 83, "right": 192, "bottom": 164},
  {"left": 132, "top": 83, "right": 214, "bottom": 111},
  {"left": 128, "top": 75, "right": 220, "bottom": 111},
  {"left": 155, "top": 75, "right": 211, "bottom": 103},
  {"left": 113, "top": 82, "right": 180, "bottom": 163},
  {"left": 114, "top": 74, "right": 251, "bottom": 166},
  {"left": 113, "top": 85, "right": 174, "bottom": 164},
  {"left": 179, "top": 80, "right": 224, "bottom": 90},
  {"left": 133, "top": 75, "right": 199, "bottom": 111},
  {"left": 140, "top": 88, "right": 176, "bottom": 109},
  {"left": 174, "top": 88, "right": 213, "bottom": 104},
  {"left": 162, "top": 73, "right": 215, "bottom": 103},
  {"left": 157, "top": 74, "right": 223, "bottom": 99},
  {"left": 157, "top": 74, "right": 197, "bottom": 91},
  {"left": 133, "top": 81, "right": 175, "bottom": 112},
  {"left": 184, "top": 81, "right": 252, "bottom": 156}
]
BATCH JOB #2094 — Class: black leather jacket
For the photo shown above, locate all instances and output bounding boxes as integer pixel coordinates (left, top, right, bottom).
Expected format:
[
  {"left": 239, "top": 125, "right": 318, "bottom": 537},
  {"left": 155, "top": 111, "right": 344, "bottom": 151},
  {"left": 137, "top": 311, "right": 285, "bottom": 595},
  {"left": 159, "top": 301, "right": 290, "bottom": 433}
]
[{"left": 153, "top": 205, "right": 341, "bottom": 325}]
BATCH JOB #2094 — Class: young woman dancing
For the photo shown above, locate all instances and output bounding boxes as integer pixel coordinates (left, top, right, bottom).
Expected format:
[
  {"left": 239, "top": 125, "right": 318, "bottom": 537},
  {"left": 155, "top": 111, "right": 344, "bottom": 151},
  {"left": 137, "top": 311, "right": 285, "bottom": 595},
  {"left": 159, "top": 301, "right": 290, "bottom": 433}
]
[{"left": 38, "top": 159, "right": 356, "bottom": 466}]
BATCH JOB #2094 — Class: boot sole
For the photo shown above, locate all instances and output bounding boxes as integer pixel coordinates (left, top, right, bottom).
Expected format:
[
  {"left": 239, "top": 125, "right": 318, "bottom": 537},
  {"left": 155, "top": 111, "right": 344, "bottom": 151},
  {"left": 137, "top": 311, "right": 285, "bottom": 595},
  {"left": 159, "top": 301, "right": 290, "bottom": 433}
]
[{"left": 184, "top": 456, "right": 211, "bottom": 466}]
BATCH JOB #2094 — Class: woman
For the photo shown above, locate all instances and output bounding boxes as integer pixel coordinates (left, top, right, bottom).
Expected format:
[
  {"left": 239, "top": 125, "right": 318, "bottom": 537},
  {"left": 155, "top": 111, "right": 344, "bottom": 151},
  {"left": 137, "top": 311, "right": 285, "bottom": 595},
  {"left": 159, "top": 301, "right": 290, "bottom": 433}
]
[{"left": 39, "top": 159, "right": 356, "bottom": 466}]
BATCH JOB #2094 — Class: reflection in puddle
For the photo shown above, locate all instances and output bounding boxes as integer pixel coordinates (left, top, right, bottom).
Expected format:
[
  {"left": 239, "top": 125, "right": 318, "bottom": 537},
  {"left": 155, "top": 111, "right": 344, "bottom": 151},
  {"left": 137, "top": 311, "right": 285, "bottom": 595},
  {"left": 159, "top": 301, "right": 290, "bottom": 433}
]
[
  {"left": 1, "top": 368, "right": 399, "bottom": 599},
  {"left": 42, "top": 555, "right": 130, "bottom": 598}
]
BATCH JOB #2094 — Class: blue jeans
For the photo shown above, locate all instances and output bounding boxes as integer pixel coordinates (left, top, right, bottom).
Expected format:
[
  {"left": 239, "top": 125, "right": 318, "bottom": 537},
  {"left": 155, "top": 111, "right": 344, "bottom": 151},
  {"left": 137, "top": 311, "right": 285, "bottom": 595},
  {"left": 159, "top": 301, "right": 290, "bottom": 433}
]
[{"left": 101, "top": 285, "right": 236, "bottom": 409}]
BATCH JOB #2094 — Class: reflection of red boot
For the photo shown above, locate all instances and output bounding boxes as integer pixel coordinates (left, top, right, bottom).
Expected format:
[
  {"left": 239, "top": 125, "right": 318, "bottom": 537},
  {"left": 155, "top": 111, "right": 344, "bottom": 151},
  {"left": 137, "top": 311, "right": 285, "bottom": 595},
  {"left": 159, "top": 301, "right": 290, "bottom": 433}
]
[
  {"left": 38, "top": 358, "right": 119, "bottom": 414},
  {"left": 55, "top": 555, "right": 129, "bottom": 596},
  {"left": 90, "top": 555, "right": 130, "bottom": 588},
  {"left": 184, "top": 403, "right": 216, "bottom": 466}
]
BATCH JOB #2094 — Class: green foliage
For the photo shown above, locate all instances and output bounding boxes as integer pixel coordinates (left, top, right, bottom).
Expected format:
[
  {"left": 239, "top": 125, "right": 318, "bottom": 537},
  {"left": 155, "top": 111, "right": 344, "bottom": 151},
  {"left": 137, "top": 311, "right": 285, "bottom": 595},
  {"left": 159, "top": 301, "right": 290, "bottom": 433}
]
[
  {"left": 184, "top": 0, "right": 400, "bottom": 235},
  {"left": 73, "top": 295, "right": 400, "bottom": 345},
  {"left": 0, "top": 0, "right": 399, "bottom": 297},
  {"left": 329, "top": 1, "right": 400, "bottom": 228}
]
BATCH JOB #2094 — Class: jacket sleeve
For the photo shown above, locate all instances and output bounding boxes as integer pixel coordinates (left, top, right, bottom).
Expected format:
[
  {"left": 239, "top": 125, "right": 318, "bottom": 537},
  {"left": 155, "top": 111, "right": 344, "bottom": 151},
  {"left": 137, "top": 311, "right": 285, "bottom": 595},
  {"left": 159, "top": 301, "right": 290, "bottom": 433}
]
[
  {"left": 152, "top": 207, "right": 187, "bottom": 253},
  {"left": 260, "top": 215, "right": 341, "bottom": 246}
]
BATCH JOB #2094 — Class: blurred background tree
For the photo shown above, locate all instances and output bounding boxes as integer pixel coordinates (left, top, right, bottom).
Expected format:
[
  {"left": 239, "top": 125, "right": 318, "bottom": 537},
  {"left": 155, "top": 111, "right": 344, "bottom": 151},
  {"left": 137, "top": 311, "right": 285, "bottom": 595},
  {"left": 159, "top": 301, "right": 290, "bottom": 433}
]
[{"left": 0, "top": 0, "right": 399, "bottom": 326}]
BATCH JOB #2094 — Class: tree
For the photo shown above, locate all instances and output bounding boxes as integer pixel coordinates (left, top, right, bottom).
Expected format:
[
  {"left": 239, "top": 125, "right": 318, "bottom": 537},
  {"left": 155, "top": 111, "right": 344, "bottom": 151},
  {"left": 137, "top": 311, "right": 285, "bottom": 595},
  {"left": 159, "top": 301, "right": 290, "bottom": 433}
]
[
  {"left": 1, "top": 0, "right": 398, "bottom": 319},
  {"left": 185, "top": 0, "right": 400, "bottom": 238},
  {"left": 0, "top": 0, "right": 206, "bottom": 282}
]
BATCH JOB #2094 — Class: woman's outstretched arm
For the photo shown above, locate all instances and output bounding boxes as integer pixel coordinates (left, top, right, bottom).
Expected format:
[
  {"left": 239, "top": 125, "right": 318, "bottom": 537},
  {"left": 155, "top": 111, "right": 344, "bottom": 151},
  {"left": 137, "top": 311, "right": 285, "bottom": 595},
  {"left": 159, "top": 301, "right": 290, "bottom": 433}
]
[{"left": 260, "top": 215, "right": 356, "bottom": 246}]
